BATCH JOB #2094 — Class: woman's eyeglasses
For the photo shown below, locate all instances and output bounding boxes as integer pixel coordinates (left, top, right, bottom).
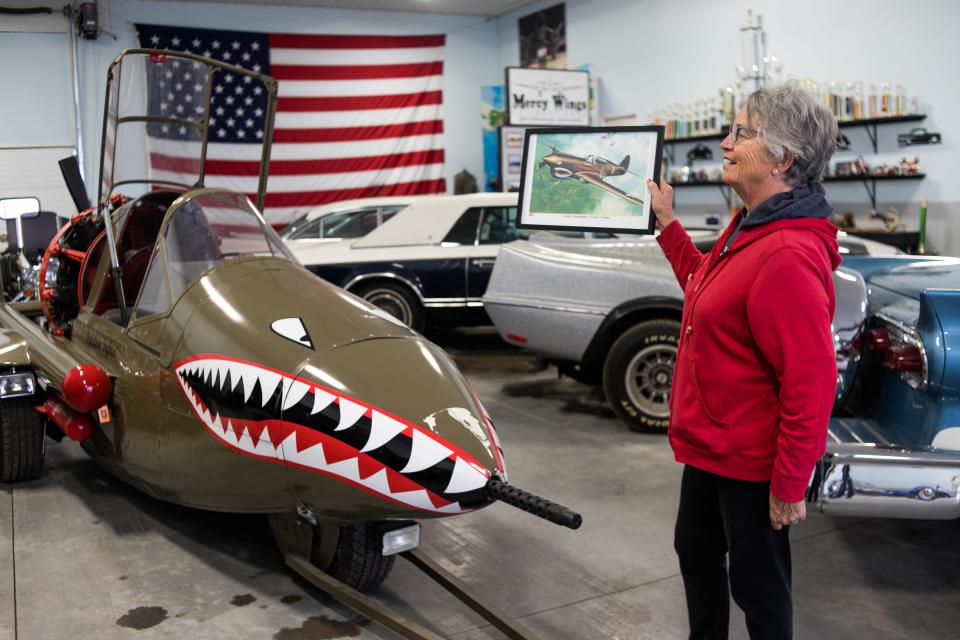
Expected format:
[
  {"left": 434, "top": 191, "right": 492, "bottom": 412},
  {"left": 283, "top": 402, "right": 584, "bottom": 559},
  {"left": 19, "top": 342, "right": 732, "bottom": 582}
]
[{"left": 728, "top": 123, "right": 760, "bottom": 143}]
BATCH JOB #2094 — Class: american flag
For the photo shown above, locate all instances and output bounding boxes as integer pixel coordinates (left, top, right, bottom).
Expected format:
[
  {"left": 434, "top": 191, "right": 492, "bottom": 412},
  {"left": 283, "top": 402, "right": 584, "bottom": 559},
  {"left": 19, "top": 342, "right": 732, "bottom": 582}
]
[{"left": 136, "top": 24, "right": 446, "bottom": 225}]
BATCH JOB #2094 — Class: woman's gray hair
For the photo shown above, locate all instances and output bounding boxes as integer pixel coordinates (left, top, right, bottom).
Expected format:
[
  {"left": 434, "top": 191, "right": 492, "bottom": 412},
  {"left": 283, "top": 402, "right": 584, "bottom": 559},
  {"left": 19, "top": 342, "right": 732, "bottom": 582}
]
[{"left": 745, "top": 82, "right": 838, "bottom": 186}]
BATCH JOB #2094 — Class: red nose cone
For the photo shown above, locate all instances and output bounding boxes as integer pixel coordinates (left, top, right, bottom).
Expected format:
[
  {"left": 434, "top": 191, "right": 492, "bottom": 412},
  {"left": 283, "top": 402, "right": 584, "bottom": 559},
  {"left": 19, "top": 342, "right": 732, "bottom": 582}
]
[{"left": 62, "top": 365, "right": 112, "bottom": 413}]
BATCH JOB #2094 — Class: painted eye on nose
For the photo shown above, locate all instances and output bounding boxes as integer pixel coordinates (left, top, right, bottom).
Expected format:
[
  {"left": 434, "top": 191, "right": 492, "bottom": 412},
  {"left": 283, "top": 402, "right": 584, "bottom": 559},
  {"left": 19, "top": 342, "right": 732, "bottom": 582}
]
[{"left": 271, "top": 317, "right": 314, "bottom": 350}]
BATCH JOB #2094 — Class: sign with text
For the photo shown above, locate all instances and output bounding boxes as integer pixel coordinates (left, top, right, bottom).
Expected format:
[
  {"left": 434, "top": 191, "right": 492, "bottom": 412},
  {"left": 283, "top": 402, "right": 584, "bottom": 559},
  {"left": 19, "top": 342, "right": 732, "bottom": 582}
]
[{"left": 506, "top": 67, "right": 590, "bottom": 126}]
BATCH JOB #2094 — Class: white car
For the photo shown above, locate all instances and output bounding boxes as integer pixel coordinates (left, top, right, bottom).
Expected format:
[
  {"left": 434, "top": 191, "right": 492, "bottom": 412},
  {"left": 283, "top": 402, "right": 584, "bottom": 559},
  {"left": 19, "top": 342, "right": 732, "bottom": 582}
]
[
  {"left": 280, "top": 196, "right": 417, "bottom": 245},
  {"left": 295, "top": 193, "right": 529, "bottom": 331}
]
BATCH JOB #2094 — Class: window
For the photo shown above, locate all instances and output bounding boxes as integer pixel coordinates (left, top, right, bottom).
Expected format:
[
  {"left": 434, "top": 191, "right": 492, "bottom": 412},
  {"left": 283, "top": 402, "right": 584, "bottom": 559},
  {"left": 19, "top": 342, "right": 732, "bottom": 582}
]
[
  {"left": 322, "top": 209, "right": 381, "bottom": 239},
  {"left": 132, "top": 249, "right": 171, "bottom": 320},
  {"left": 287, "top": 218, "right": 322, "bottom": 240},
  {"left": 379, "top": 205, "right": 403, "bottom": 224},
  {"left": 442, "top": 207, "right": 482, "bottom": 245},
  {"left": 478, "top": 207, "right": 529, "bottom": 244},
  {"left": 133, "top": 191, "right": 296, "bottom": 319}
]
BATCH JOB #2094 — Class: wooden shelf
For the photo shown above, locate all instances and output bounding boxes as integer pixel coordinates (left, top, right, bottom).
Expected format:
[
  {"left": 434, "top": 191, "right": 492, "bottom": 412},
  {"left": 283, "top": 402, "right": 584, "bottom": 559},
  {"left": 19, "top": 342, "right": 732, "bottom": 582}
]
[
  {"left": 662, "top": 114, "right": 927, "bottom": 147},
  {"left": 837, "top": 114, "right": 925, "bottom": 128},
  {"left": 672, "top": 174, "right": 925, "bottom": 212},
  {"left": 672, "top": 175, "right": 924, "bottom": 187},
  {"left": 663, "top": 132, "right": 726, "bottom": 144},
  {"left": 824, "top": 173, "right": 924, "bottom": 183}
]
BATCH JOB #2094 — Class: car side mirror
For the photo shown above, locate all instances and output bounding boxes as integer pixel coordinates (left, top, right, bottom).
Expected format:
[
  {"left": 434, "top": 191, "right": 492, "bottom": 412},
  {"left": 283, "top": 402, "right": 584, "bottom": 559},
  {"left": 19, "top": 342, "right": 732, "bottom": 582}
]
[{"left": 0, "top": 197, "right": 41, "bottom": 220}]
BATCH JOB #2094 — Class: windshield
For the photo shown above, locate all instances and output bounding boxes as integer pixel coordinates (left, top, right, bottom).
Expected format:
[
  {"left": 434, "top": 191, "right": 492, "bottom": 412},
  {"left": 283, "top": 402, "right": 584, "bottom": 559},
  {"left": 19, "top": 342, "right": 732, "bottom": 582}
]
[
  {"left": 134, "top": 190, "right": 296, "bottom": 319},
  {"left": 99, "top": 49, "right": 277, "bottom": 213}
]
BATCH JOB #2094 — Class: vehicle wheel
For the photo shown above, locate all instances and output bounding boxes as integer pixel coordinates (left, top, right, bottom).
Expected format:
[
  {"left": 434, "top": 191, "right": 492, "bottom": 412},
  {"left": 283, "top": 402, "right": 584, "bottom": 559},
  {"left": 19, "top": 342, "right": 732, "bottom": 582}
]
[
  {"left": 602, "top": 319, "right": 680, "bottom": 433},
  {"left": 355, "top": 282, "right": 424, "bottom": 332},
  {"left": 0, "top": 397, "right": 45, "bottom": 482},
  {"left": 325, "top": 521, "right": 396, "bottom": 592}
]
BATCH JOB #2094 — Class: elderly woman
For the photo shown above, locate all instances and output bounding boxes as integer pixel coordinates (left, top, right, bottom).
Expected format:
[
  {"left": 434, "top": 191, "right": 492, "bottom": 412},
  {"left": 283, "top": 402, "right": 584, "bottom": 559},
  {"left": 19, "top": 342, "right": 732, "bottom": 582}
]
[{"left": 647, "top": 82, "right": 839, "bottom": 639}]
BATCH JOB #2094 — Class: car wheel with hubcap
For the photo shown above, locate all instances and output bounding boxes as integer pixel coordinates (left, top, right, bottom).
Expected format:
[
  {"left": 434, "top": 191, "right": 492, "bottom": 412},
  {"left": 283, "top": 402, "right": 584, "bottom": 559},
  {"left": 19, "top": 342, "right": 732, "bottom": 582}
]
[
  {"left": 0, "top": 396, "right": 46, "bottom": 482},
  {"left": 602, "top": 319, "right": 680, "bottom": 433},
  {"left": 355, "top": 282, "right": 425, "bottom": 332}
]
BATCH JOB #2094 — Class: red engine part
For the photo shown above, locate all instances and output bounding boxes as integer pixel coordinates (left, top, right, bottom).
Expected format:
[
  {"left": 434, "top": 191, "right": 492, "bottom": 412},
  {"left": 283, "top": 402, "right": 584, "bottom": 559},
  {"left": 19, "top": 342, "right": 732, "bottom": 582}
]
[
  {"left": 40, "top": 397, "right": 93, "bottom": 442},
  {"left": 38, "top": 194, "right": 125, "bottom": 334},
  {"left": 61, "top": 365, "right": 112, "bottom": 413}
]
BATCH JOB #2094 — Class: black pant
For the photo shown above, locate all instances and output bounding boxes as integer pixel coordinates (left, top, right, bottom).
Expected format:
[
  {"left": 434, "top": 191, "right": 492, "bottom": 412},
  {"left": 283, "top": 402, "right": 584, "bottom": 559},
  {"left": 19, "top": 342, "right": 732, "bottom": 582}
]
[{"left": 674, "top": 465, "right": 793, "bottom": 640}]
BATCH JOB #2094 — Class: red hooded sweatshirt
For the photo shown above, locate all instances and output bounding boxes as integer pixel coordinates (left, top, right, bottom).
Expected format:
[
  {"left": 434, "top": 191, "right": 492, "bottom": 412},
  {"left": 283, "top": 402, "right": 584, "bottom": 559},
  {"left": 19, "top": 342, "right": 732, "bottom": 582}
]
[{"left": 657, "top": 186, "right": 841, "bottom": 502}]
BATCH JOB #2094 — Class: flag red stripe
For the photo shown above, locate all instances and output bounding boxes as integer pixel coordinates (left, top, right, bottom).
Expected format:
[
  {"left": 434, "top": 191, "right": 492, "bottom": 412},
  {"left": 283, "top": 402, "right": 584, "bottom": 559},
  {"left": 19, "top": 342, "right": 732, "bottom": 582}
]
[
  {"left": 277, "top": 91, "right": 442, "bottom": 112},
  {"left": 274, "top": 120, "right": 443, "bottom": 143},
  {"left": 271, "top": 61, "right": 442, "bottom": 81},
  {"left": 251, "top": 178, "right": 446, "bottom": 208},
  {"left": 150, "top": 149, "right": 445, "bottom": 176},
  {"left": 269, "top": 33, "right": 445, "bottom": 49}
]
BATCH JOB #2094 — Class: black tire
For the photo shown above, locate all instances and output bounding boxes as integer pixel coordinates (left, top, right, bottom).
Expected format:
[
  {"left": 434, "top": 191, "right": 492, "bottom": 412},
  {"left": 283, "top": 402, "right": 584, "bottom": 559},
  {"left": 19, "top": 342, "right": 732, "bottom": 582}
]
[
  {"left": 0, "top": 396, "right": 45, "bottom": 482},
  {"left": 326, "top": 522, "right": 396, "bottom": 593},
  {"left": 602, "top": 319, "right": 680, "bottom": 433},
  {"left": 354, "top": 281, "right": 425, "bottom": 333}
]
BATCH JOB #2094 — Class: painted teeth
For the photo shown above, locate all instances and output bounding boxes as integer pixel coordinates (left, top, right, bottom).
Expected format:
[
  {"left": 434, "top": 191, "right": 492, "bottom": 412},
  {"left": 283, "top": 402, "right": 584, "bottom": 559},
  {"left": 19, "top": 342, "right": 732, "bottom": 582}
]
[
  {"left": 312, "top": 389, "right": 335, "bottom": 415},
  {"left": 175, "top": 357, "right": 489, "bottom": 514},
  {"left": 361, "top": 412, "right": 407, "bottom": 453},
  {"left": 445, "top": 457, "right": 489, "bottom": 494},
  {"left": 401, "top": 429, "right": 453, "bottom": 474},
  {"left": 282, "top": 380, "right": 310, "bottom": 410},
  {"left": 335, "top": 398, "right": 367, "bottom": 431},
  {"left": 240, "top": 366, "right": 258, "bottom": 403},
  {"left": 183, "top": 384, "right": 466, "bottom": 513},
  {"left": 258, "top": 370, "right": 282, "bottom": 407}
]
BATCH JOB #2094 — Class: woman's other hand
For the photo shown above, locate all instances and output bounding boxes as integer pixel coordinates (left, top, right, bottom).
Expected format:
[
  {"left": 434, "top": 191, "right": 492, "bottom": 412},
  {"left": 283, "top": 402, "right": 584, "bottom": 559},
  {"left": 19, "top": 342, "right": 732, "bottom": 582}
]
[
  {"left": 769, "top": 493, "right": 807, "bottom": 530},
  {"left": 647, "top": 179, "right": 677, "bottom": 229}
]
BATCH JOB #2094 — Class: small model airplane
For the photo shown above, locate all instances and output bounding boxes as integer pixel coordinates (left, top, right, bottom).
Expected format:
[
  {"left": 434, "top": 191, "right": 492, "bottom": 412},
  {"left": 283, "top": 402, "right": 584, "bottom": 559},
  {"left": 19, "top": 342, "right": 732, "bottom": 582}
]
[
  {"left": 541, "top": 147, "right": 645, "bottom": 207},
  {"left": 0, "top": 49, "right": 578, "bottom": 639},
  {"left": 512, "top": 79, "right": 584, "bottom": 94}
]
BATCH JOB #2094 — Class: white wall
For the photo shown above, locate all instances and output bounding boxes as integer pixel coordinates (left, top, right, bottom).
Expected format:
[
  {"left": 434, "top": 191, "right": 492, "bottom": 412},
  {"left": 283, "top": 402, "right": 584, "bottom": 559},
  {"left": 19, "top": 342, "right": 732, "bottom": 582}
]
[
  {"left": 496, "top": 0, "right": 960, "bottom": 254},
  {"left": 0, "top": 6, "right": 81, "bottom": 223},
  {"left": 7, "top": 0, "right": 959, "bottom": 251},
  {"left": 8, "top": 0, "right": 501, "bottom": 210}
]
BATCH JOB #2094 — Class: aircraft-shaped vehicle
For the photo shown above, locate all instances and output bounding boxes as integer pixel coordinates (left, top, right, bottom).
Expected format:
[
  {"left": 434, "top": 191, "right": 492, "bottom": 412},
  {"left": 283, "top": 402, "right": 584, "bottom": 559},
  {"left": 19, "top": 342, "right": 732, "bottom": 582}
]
[
  {"left": 0, "top": 49, "right": 578, "bottom": 639},
  {"left": 541, "top": 147, "right": 645, "bottom": 207}
]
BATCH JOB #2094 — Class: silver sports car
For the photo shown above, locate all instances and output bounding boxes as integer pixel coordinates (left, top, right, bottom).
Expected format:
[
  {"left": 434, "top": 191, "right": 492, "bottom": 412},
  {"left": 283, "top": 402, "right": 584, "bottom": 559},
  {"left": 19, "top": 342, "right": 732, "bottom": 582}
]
[{"left": 483, "top": 229, "right": 899, "bottom": 432}]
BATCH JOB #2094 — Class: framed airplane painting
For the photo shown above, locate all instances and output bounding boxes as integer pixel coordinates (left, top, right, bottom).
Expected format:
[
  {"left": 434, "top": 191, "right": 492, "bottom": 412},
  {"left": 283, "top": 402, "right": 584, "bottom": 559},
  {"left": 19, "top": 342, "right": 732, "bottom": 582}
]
[{"left": 515, "top": 125, "right": 665, "bottom": 234}]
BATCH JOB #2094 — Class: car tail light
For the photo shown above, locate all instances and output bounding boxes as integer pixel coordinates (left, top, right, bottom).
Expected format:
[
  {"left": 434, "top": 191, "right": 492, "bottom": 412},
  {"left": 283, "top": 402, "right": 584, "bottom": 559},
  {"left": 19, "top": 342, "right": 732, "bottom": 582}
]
[
  {"left": 884, "top": 344, "right": 923, "bottom": 372},
  {"left": 506, "top": 333, "right": 528, "bottom": 344},
  {"left": 873, "top": 315, "right": 928, "bottom": 391},
  {"left": 865, "top": 329, "right": 892, "bottom": 350}
]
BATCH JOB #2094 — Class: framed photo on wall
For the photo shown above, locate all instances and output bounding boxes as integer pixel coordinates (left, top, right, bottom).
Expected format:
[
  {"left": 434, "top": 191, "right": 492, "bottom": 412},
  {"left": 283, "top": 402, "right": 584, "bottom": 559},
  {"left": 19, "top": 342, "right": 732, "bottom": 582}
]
[
  {"left": 518, "top": 3, "right": 566, "bottom": 69},
  {"left": 506, "top": 67, "right": 590, "bottom": 126},
  {"left": 516, "top": 126, "right": 665, "bottom": 234},
  {"left": 498, "top": 125, "right": 527, "bottom": 192}
]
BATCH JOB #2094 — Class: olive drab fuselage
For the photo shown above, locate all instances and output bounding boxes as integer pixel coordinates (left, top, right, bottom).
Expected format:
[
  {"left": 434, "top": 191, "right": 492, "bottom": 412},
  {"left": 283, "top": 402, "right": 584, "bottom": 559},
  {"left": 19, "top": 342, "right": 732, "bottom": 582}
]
[{"left": 52, "top": 190, "right": 506, "bottom": 519}]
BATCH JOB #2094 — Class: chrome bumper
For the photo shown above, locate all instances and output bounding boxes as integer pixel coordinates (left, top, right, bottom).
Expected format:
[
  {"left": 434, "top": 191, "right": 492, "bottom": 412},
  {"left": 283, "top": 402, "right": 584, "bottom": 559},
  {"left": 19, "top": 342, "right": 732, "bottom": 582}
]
[{"left": 808, "top": 443, "right": 960, "bottom": 520}]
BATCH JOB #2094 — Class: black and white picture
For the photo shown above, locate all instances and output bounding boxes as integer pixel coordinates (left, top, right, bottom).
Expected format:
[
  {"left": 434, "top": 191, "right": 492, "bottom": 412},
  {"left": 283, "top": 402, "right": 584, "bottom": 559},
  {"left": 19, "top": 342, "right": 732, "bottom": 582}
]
[{"left": 519, "top": 3, "right": 566, "bottom": 69}]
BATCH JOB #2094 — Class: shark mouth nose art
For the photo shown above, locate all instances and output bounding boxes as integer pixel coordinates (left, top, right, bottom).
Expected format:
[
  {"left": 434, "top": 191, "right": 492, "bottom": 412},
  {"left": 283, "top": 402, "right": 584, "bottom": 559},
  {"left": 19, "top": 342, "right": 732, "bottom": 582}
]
[{"left": 175, "top": 355, "right": 497, "bottom": 514}]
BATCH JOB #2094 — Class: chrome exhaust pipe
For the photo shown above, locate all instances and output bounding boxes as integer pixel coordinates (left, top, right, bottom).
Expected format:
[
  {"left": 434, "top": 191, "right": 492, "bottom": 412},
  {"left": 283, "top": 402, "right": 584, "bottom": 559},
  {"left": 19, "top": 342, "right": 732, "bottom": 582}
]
[{"left": 807, "top": 443, "right": 960, "bottom": 520}]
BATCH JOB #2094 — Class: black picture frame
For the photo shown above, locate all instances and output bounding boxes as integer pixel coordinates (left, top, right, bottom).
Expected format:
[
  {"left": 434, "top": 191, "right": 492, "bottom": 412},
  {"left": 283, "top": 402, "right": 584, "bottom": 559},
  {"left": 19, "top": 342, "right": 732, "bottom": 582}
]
[{"left": 515, "top": 125, "right": 665, "bottom": 235}]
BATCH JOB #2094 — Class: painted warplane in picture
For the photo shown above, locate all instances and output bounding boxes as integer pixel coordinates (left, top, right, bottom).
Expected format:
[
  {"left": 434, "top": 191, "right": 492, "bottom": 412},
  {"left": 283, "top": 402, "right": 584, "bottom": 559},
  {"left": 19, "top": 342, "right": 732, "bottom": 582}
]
[
  {"left": 0, "top": 49, "right": 578, "bottom": 639},
  {"left": 541, "top": 146, "right": 646, "bottom": 207}
]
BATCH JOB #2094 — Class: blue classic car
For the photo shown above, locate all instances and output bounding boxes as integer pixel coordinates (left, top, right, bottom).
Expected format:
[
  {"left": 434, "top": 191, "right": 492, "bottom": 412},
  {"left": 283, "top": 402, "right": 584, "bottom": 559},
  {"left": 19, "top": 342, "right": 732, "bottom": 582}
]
[{"left": 817, "top": 256, "right": 960, "bottom": 519}]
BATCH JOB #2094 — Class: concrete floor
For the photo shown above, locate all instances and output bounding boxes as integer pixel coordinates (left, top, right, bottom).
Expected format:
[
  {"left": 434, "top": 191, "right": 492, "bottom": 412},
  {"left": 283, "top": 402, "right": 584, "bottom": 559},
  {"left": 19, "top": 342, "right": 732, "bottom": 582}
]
[{"left": 2, "top": 329, "right": 959, "bottom": 639}]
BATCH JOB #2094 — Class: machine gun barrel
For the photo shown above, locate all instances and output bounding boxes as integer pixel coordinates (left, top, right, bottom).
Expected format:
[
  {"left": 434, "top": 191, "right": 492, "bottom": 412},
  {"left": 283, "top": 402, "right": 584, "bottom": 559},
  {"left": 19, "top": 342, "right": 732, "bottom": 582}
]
[{"left": 485, "top": 478, "right": 582, "bottom": 530}]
